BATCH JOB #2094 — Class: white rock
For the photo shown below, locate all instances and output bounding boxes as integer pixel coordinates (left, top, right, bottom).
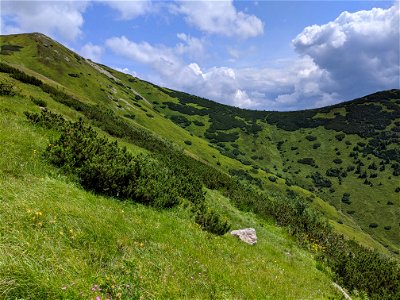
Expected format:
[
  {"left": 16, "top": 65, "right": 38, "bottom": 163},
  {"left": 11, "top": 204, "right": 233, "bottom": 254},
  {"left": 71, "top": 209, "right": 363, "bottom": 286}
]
[{"left": 231, "top": 228, "right": 257, "bottom": 245}]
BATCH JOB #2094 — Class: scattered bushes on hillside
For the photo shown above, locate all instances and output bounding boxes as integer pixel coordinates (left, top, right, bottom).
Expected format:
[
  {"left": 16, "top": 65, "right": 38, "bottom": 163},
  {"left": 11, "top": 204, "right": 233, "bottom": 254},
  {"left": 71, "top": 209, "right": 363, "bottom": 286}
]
[{"left": 205, "top": 131, "right": 239, "bottom": 143}]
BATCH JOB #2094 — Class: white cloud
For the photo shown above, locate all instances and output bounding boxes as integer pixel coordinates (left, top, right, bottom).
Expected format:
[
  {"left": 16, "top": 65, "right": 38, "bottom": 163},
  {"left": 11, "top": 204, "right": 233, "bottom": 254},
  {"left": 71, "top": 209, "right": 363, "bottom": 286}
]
[
  {"left": 0, "top": 0, "right": 89, "bottom": 41},
  {"left": 233, "top": 89, "right": 259, "bottom": 108},
  {"left": 176, "top": 33, "right": 205, "bottom": 60},
  {"left": 106, "top": 36, "right": 180, "bottom": 77},
  {"left": 104, "top": 0, "right": 154, "bottom": 20},
  {"left": 293, "top": 4, "right": 400, "bottom": 100},
  {"left": 80, "top": 42, "right": 103, "bottom": 62},
  {"left": 171, "top": 0, "right": 263, "bottom": 39},
  {"left": 115, "top": 67, "right": 137, "bottom": 77}
]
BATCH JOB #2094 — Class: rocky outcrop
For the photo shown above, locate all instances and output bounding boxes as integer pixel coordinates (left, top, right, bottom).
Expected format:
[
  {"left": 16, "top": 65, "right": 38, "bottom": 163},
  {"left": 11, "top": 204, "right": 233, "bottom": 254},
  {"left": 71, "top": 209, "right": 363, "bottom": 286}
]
[{"left": 231, "top": 228, "right": 257, "bottom": 245}]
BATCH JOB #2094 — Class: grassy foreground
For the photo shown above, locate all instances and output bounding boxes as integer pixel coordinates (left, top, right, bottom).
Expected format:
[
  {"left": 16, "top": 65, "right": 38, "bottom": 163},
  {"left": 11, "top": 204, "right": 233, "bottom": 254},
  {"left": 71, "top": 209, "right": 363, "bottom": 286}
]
[{"left": 0, "top": 92, "right": 339, "bottom": 298}]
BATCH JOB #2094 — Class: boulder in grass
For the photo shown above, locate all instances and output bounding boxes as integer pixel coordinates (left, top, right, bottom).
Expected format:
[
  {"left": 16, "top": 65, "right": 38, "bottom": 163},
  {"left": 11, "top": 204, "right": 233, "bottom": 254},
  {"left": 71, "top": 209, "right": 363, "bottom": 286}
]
[{"left": 231, "top": 228, "right": 257, "bottom": 245}]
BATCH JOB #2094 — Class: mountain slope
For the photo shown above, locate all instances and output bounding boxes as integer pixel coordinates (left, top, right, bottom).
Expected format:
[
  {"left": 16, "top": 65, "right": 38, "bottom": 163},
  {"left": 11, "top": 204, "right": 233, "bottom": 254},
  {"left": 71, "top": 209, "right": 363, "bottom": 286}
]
[
  {"left": 0, "top": 99, "right": 339, "bottom": 298},
  {"left": 154, "top": 87, "right": 400, "bottom": 253},
  {"left": 1, "top": 32, "right": 399, "bottom": 253},
  {"left": 1, "top": 33, "right": 399, "bottom": 298}
]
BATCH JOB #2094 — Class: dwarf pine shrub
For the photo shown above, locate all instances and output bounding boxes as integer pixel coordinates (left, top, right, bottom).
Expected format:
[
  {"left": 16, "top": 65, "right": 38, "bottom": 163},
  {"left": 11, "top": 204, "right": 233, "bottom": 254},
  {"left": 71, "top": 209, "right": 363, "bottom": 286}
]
[
  {"left": 194, "top": 205, "right": 231, "bottom": 235},
  {"left": 26, "top": 111, "right": 230, "bottom": 233}
]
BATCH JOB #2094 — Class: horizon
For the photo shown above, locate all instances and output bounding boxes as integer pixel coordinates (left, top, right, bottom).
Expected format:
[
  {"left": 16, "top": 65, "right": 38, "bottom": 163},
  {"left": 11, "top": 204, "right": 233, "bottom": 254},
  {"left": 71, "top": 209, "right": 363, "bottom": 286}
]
[{"left": 1, "top": 0, "right": 399, "bottom": 111}]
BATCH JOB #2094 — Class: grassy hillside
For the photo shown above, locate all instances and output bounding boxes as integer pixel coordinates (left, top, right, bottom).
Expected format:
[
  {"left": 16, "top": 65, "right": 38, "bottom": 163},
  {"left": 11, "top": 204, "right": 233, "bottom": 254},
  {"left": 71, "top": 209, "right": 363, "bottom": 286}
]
[
  {"left": 0, "top": 54, "right": 340, "bottom": 300},
  {"left": 149, "top": 87, "right": 400, "bottom": 253},
  {"left": 0, "top": 96, "right": 340, "bottom": 298},
  {"left": 1, "top": 33, "right": 399, "bottom": 299}
]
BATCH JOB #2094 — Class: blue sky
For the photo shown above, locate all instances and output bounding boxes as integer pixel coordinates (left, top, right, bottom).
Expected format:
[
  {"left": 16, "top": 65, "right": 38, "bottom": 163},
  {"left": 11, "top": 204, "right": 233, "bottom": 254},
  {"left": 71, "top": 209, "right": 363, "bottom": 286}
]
[{"left": 1, "top": 1, "right": 399, "bottom": 110}]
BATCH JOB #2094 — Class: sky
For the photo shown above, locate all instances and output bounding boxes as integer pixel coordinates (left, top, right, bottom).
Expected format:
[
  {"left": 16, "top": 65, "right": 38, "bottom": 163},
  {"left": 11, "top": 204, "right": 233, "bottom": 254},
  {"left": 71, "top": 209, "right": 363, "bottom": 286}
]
[{"left": 1, "top": 0, "right": 399, "bottom": 111}]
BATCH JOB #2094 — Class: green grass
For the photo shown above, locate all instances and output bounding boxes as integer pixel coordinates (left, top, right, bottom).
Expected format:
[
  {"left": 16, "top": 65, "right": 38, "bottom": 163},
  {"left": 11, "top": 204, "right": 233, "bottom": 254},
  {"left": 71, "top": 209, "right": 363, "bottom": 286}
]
[
  {"left": 0, "top": 93, "right": 340, "bottom": 299},
  {"left": 2, "top": 32, "right": 398, "bottom": 256}
]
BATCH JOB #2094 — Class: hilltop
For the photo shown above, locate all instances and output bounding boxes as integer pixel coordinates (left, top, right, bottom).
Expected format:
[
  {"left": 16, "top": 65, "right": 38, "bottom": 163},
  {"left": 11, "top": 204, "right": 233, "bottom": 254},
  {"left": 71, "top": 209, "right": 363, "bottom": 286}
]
[{"left": 0, "top": 33, "right": 399, "bottom": 299}]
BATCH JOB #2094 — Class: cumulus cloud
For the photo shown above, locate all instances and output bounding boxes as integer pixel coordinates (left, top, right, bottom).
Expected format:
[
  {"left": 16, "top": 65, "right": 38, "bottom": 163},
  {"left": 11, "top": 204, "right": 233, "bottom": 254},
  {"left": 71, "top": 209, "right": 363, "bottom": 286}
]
[
  {"left": 293, "top": 4, "right": 400, "bottom": 100},
  {"left": 0, "top": 0, "right": 89, "bottom": 41},
  {"left": 176, "top": 33, "right": 206, "bottom": 60},
  {"left": 171, "top": 0, "right": 263, "bottom": 39},
  {"left": 104, "top": 0, "right": 154, "bottom": 20},
  {"left": 80, "top": 43, "right": 103, "bottom": 62},
  {"left": 106, "top": 36, "right": 180, "bottom": 78}
]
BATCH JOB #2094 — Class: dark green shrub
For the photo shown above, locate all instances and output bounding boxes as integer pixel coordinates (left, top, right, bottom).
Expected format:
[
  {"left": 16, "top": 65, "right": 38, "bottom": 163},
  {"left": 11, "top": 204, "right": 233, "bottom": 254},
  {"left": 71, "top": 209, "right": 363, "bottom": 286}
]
[
  {"left": 68, "top": 73, "right": 80, "bottom": 78},
  {"left": 44, "top": 121, "right": 179, "bottom": 208},
  {"left": 333, "top": 158, "right": 343, "bottom": 164},
  {"left": 24, "top": 110, "right": 68, "bottom": 130},
  {"left": 194, "top": 206, "right": 231, "bottom": 235},
  {"left": 193, "top": 120, "right": 205, "bottom": 126},
  {"left": 0, "top": 82, "right": 16, "bottom": 96},
  {"left": 306, "top": 135, "right": 317, "bottom": 141},
  {"left": 170, "top": 115, "right": 191, "bottom": 128},
  {"left": 0, "top": 44, "right": 23, "bottom": 53},
  {"left": 184, "top": 140, "right": 192, "bottom": 145},
  {"left": 311, "top": 172, "right": 332, "bottom": 188},
  {"left": 384, "top": 226, "right": 391, "bottom": 230},
  {"left": 369, "top": 223, "right": 379, "bottom": 228},
  {"left": 326, "top": 167, "right": 341, "bottom": 177},
  {"left": 30, "top": 96, "right": 47, "bottom": 107},
  {"left": 124, "top": 114, "right": 136, "bottom": 120},
  {"left": 312, "top": 143, "right": 321, "bottom": 149},
  {"left": 335, "top": 133, "right": 345, "bottom": 141},
  {"left": 342, "top": 193, "right": 351, "bottom": 204},
  {"left": 298, "top": 157, "right": 316, "bottom": 167},
  {"left": 268, "top": 176, "right": 277, "bottom": 182}
]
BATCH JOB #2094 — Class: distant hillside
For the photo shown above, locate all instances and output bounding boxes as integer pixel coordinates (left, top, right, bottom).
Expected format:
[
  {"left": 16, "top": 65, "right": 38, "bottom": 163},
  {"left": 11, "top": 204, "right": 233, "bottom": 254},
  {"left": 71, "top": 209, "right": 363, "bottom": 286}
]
[
  {"left": 148, "top": 85, "right": 400, "bottom": 253},
  {"left": 1, "top": 33, "right": 399, "bottom": 299}
]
